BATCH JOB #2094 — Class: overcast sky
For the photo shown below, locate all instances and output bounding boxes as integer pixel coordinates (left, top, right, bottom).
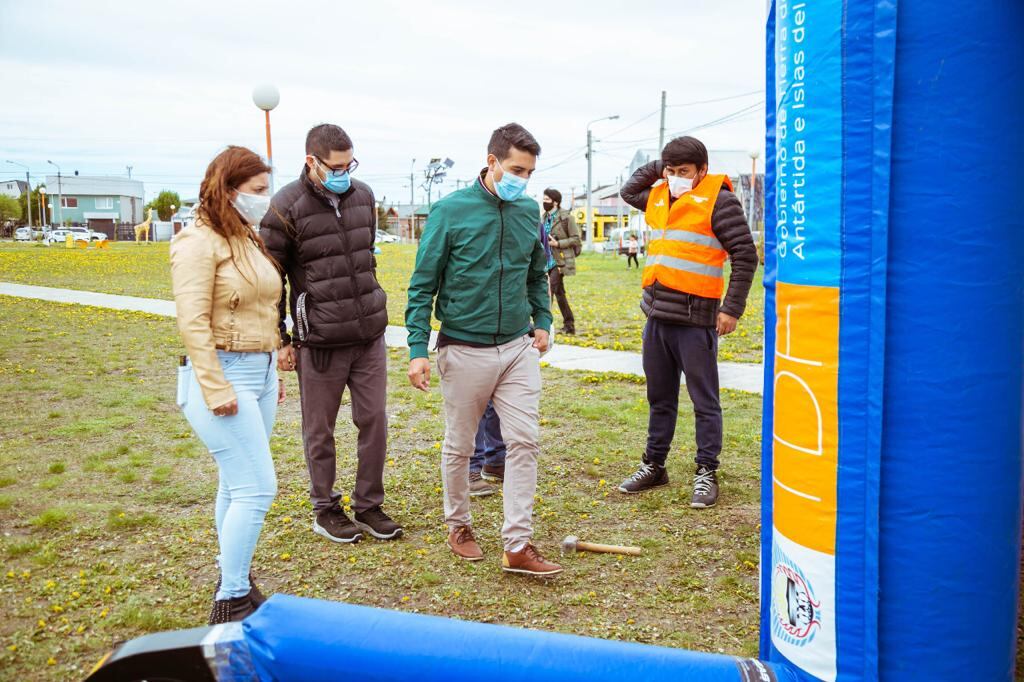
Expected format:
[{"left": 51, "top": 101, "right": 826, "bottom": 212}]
[{"left": 1, "top": 0, "right": 766, "bottom": 207}]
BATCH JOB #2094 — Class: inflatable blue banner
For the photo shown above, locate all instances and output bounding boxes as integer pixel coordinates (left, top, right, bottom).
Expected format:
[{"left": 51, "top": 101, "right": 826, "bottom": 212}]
[{"left": 762, "top": 1, "right": 1024, "bottom": 680}]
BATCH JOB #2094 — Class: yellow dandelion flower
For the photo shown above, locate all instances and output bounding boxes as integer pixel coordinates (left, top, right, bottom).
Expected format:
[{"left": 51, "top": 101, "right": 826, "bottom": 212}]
[{"left": 280, "top": 553, "right": 292, "bottom": 561}]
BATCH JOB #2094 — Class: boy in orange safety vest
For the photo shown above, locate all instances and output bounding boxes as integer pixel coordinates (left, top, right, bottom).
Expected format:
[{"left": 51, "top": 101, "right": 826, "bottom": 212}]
[{"left": 616, "top": 136, "right": 758, "bottom": 507}]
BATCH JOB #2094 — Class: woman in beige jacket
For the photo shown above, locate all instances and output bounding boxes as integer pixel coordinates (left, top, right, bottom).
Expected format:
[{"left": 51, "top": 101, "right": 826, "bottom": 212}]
[{"left": 171, "top": 146, "right": 283, "bottom": 624}]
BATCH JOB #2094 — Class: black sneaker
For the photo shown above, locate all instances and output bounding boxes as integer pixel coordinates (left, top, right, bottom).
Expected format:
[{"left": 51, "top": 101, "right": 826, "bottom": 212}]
[
  {"left": 313, "top": 506, "right": 363, "bottom": 544},
  {"left": 691, "top": 465, "right": 719, "bottom": 508},
  {"left": 208, "top": 591, "right": 257, "bottom": 625},
  {"left": 353, "top": 506, "right": 403, "bottom": 540},
  {"left": 617, "top": 462, "right": 669, "bottom": 494}
]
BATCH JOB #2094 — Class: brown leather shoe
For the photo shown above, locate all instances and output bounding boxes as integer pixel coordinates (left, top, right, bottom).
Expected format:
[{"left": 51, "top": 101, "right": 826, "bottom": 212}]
[
  {"left": 447, "top": 525, "right": 484, "bottom": 561},
  {"left": 502, "top": 544, "right": 563, "bottom": 576}
]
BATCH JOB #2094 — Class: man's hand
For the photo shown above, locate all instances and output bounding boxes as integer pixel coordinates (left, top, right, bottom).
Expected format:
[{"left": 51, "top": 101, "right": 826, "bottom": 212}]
[
  {"left": 278, "top": 344, "right": 297, "bottom": 372},
  {"left": 547, "top": 235, "right": 558, "bottom": 248},
  {"left": 213, "top": 399, "right": 238, "bottom": 417},
  {"left": 532, "top": 329, "right": 550, "bottom": 354},
  {"left": 408, "top": 358, "right": 431, "bottom": 392},
  {"left": 716, "top": 312, "right": 738, "bottom": 336}
]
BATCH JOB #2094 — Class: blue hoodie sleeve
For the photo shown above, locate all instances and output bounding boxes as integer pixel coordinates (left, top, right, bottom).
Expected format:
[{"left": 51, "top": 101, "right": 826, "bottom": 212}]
[{"left": 528, "top": 237, "right": 553, "bottom": 333}]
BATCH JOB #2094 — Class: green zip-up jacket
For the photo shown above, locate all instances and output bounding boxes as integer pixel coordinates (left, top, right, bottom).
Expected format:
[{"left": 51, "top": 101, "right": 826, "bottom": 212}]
[{"left": 405, "top": 177, "right": 553, "bottom": 360}]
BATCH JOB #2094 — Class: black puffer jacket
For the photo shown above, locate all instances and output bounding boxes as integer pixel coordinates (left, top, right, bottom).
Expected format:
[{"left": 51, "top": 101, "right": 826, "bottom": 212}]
[
  {"left": 261, "top": 168, "right": 388, "bottom": 348},
  {"left": 621, "top": 161, "right": 757, "bottom": 328}
]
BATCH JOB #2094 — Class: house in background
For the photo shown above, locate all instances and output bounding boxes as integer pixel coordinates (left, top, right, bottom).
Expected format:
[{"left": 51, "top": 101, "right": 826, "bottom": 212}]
[
  {"left": 0, "top": 179, "right": 28, "bottom": 199},
  {"left": 43, "top": 175, "right": 144, "bottom": 237},
  {"left": 386, "top": 203, "right": 428, "bottom": 239}
]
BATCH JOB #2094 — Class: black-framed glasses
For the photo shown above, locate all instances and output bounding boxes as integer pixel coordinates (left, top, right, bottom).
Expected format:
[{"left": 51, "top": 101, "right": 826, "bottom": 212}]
[{"left": 315, "top": 156, "right": 359, "bottom": 175}]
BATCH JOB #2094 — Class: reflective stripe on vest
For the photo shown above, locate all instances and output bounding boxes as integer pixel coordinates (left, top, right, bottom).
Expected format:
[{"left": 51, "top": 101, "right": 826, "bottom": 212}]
[
  {"left": 648, "top": 229, "right": 723, "bottom": 250},
  {"left": 642, "top": 174, "right": 730, "bottom": 299}
]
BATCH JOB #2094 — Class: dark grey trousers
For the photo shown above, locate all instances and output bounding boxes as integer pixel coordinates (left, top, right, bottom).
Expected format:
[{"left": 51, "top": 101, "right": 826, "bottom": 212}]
[
  {"left": 296, "top": 337, "right": 387, "bottom": 513},
  {"left": 642, "top": 318, "right": 722, "bottom": 470},
  {"left": 548, "top": 267, "right": 575, "bottom": 331}
]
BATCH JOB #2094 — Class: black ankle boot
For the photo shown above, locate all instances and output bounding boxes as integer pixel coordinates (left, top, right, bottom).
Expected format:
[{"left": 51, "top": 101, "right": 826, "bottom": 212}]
[
  {"left": 208, "top": 590, "right": 256, "bottom": 625},
  {"left": 215, "top": 572, "right": 267, "bottom": 607}
]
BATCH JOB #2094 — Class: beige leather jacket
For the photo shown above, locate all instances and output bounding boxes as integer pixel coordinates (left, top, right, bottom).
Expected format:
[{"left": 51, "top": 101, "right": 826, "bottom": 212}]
[{"left": 170, "top": 220, "right": 282, "bottom": 409}]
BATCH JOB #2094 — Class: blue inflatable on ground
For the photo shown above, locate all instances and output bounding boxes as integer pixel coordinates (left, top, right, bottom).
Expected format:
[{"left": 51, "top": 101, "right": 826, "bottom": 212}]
[{"left": 84, "top": 1, "right": 1023, "bottom": 680}]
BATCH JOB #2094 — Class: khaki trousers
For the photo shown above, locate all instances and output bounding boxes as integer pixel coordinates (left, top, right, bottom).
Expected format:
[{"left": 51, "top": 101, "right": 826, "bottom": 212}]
[{"left": 438, "top": 335, "right": 541, "bottom": 551}]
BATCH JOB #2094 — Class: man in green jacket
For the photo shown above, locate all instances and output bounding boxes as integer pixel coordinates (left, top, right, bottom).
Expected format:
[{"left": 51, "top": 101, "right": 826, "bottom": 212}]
[{"left": 406, "top": 123, "right": 562, "bottom": 577}]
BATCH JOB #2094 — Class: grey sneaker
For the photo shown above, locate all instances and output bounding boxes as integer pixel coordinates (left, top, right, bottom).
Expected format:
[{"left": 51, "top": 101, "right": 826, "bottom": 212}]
[
  {"left": 690, "top": 466, "right": 719, "bottom": 508},
  {"left": 617, "top": 462, "right": 669, "bottom": 494},
  {"left": 469, "top": 471, "right": 496, "bottom": 497}
]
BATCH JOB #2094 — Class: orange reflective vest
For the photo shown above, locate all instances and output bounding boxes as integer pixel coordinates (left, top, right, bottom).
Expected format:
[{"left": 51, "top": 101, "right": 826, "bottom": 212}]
[{"left": 642, "top": 174, "right": 731, "bottom": 299}]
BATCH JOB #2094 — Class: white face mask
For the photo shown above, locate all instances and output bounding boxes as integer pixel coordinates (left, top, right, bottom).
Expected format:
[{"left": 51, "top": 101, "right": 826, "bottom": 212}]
[
  {"left": 667, "top": 175, "right": 694, "bottom": 198},
  {"left": 233, "top": 191, "right": 270, "bottom": 228}
]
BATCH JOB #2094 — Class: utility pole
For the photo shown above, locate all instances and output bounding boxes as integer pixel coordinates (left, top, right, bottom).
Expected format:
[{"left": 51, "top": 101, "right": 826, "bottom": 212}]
[
  {"left": 658, "top": 90, "right": 667, "bottom": 152},
  {"left": 749, "top": 151, "right": 760, "bottom": 230},
  {"left": 5, "top": 161, "right": 32, "bottom": 228},
  {"left": 617, "top": 174, "right": 623, "bottom": 233},
  {"left": 586, "top": 129, "right": 593, "bottom": 247},
  {"left": 409, "top": 158, "right": 415, "bottom": 205},
  {"left": 586, "top": 115, "right": 619, "bottom": 249},
  {"left": 47, "top": 160, "right": 63, "bottom": 226}
]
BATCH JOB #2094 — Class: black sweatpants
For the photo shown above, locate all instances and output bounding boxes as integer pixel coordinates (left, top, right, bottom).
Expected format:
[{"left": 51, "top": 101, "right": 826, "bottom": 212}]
[{"left": 642, "top": 317, "right": 722, "bottom": 470}]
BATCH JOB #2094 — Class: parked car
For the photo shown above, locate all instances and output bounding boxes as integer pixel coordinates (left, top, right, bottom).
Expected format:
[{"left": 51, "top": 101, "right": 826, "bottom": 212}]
[
  {"left": 375, "top": 229, "right": 399, "bottom": 244},
  {"left": 14, "top": 227, "right": 33, "bottom": 242},
  {"left": 44, "top": 228, "right": 89, "bottom": 244},
  {"left": 85, "top": 229, "right": 107, "bottom": 241},
  {"left": 607, "top": 227, "right": 648, "bottom": 256}
]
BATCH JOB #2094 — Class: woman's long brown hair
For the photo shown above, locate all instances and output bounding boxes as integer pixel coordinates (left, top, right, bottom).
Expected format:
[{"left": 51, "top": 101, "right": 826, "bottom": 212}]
[{"left": 196, "top": 145, "right": 279, "bottom": 275}]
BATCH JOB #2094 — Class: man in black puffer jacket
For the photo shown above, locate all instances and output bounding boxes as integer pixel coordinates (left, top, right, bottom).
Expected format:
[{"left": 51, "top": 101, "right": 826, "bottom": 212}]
[
  {"left": 262, "top": 124, "right": 401, "bottom": 545},
  {"left": 616, "top": 135, "right": 757, "bottom": 509}
]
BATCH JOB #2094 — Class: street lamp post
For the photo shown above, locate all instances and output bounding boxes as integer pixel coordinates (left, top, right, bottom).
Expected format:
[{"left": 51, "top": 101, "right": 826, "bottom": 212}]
[
  {"left": 47, "top": 160, "right": 63, "bottom": 227},
  {"left": 6, "top": 160, "right": 32, "bottom": 228},
  {"left": 252, "top": 85, "right": 280, "bottom": 193},
  {"left": 585, "top": 114, "right": 619, "bottom": 249},
  {"left": 39, "top": 188, "right": 46, "bottom": 228},
  {"left": 749, "top": 151, "right": 760, "bottom": 230}
]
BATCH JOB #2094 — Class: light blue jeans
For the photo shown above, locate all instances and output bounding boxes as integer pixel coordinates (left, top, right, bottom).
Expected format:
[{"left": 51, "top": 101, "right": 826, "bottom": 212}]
[{"left": 180, "top": 350, "right": 278, "bottom": 600}]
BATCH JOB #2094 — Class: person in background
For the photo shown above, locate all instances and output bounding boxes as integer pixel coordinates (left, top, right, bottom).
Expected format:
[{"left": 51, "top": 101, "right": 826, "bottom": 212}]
[
  {"left": 468, "top": 403, "right": 506, "bottom": 497},
  {"left": 616, "top": 135, "right": 757, "bottom": 508},
  {"left": 627, "top": 234, "right": 640, "bottom": 268},
  {"left": 171, "top": 145, "right": 283, "bottom": 624},
  {"left": 542, "top": 189, "right": 581, "bottom": 335}
]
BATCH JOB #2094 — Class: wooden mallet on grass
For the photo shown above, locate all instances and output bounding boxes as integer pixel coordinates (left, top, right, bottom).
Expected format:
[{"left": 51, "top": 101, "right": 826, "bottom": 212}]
[{"left": 560, "top": 535, "right": 642, "bottom": 556}]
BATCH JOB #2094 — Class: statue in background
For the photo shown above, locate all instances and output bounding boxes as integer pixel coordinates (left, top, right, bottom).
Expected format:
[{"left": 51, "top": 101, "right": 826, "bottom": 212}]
[{"left": 134, "top": 208, "right": 153, "bottom": 243}]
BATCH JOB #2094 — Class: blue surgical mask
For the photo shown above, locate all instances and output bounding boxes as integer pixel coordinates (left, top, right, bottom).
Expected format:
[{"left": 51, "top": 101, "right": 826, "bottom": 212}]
[
  {"left": 314, "top": 158, "right": 351, "bottom": 194},
  {"left": 494, "top": 162, "right": 528, "bottom": 201}
]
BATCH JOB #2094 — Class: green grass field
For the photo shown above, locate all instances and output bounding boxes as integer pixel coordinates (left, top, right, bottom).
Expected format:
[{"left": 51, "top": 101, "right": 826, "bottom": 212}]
[
  {"left": 0, "top": 295, "right": 765, "bottom": 678},
  {"left": 0, "top": 241, "right": 764, "bottom": 362}
]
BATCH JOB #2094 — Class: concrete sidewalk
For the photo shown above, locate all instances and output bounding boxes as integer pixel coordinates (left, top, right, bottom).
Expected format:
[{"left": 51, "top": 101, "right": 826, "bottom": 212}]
[{"left": 0, "top": 281, "right": 764, "bottom": 394}]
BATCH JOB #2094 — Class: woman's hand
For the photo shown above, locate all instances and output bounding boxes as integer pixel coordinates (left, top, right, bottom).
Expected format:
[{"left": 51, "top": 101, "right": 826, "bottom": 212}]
[{"left": 213, "top": 399, "right": 238, "bottom": 417}]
